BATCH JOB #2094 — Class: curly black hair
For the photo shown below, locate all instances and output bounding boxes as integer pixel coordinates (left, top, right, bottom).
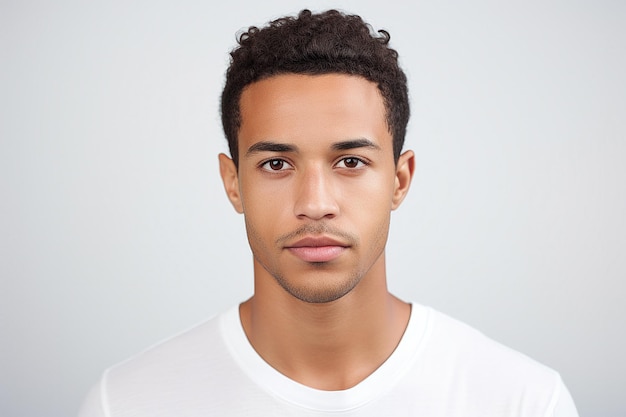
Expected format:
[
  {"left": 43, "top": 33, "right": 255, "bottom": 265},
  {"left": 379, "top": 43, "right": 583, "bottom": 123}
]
[{"left": 220, "top": 9, "right": 409, "bottom": 167}]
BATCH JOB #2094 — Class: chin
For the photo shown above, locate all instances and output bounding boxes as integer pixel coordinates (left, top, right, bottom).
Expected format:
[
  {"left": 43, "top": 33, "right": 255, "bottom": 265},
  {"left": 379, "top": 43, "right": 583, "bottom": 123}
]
[{"left": 275, "top": 273, "right": 361, "bottom": 304}]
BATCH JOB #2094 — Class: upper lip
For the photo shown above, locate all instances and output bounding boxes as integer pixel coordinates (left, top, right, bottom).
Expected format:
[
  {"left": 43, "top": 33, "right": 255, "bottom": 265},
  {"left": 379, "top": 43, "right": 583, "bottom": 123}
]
[{"left": 286, "top": 236, "right": 349, "bottom": 248}]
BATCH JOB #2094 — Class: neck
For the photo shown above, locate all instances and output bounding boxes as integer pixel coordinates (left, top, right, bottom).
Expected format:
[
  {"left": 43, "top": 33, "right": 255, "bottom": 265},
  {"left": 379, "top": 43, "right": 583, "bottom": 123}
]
[{"left": 239, "top": 255, "right": 411, "bottom": 390}]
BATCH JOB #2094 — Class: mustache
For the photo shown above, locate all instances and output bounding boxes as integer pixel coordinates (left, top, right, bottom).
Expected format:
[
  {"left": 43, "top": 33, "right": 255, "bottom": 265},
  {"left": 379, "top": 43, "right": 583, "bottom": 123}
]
[{"left": 276, "top": 223, "right": 358, "bottom": 246}]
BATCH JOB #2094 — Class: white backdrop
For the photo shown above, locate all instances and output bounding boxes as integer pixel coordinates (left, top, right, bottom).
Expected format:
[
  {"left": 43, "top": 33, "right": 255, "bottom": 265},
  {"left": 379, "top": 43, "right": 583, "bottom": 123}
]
[{"left": 1, "top": 1, "right": 624, "bottom": 416}]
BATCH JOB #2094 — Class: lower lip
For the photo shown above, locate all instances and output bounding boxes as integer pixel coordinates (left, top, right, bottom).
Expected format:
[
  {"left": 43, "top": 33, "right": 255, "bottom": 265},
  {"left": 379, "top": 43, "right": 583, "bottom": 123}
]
[{"left": 287, "top": 246, "right": 346, "bottom": 263}]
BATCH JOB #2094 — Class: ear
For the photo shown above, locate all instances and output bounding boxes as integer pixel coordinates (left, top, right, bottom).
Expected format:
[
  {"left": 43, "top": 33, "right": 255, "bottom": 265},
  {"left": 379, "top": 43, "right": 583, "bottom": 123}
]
[
  {"left": 391, "top": 150, "right": 415, "bottom": 210},
  {"left": 218, "top": 153, "right": 244, "bottom": 214}
]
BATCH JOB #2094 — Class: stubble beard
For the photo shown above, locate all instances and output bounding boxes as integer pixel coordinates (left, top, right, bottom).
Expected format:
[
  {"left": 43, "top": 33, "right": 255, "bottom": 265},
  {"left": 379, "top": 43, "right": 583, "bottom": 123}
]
[
  {"left": 247, "top": 222, "right": 365, "bottom": 304},
  {"left": 270, "top": 265, "right": 364, "bottom": 304}
]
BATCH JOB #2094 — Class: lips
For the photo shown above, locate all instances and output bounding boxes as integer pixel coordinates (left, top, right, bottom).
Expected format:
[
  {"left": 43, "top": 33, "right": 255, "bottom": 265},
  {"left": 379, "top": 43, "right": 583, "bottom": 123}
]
[{"left": 285, "top": 236, "right": 349, "bottom": 263}]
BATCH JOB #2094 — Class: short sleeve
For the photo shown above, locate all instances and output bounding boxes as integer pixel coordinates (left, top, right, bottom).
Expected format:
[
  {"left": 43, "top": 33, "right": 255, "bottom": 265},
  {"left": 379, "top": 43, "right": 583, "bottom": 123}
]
[
  {"left": 78, "top": 376, "right": 108, "bottom": 417},
  {"left": 550, "top": 376, "right": 579, "bottom": 417}
]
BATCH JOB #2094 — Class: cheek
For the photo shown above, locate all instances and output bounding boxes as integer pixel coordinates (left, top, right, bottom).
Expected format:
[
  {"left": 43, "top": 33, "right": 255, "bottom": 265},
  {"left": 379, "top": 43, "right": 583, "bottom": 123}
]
[
  {"left": 240, "top": 185, "right": 290, "bottom": 244},
  {"left": 364, "top": 209, "right": 391, "bottom": 244},
  {"left": 243, "top": 211, "right": 276, "bottom": 267},
  {"left": 344, "top": 174, "right": 397, "bottom": 211},
  {"left": 239, "top": 180, "right": 276, "bottom": 216},
  {"left": 351, "top": 177, "right": 395, "bottom": 237},
  {"left": 344, "top": 183, "right": 393, "bottom": 236}
]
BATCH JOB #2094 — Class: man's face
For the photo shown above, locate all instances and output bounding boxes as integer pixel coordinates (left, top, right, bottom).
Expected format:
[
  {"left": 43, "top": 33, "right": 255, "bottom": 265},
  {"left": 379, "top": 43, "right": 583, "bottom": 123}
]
[{"left": 219, "top": 73, "right": 413, "bottom": 303}]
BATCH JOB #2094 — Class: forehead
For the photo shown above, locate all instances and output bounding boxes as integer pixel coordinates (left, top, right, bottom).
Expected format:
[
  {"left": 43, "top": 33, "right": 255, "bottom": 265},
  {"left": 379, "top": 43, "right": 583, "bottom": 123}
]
[{"left": 238, "top": 73, "right": 391, "bottom": 152}]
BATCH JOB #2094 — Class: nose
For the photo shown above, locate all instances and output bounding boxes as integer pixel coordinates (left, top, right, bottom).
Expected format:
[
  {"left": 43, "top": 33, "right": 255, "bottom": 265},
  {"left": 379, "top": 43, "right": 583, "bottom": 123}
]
[{"left": 293, "top": 165, "right": 340, "bottom": 220}]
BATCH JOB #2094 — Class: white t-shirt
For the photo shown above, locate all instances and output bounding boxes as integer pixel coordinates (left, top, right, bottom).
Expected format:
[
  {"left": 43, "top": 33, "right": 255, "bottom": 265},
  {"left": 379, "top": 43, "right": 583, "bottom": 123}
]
[{"left": 79, "top": 303, "right": 578, "bottom": 416}]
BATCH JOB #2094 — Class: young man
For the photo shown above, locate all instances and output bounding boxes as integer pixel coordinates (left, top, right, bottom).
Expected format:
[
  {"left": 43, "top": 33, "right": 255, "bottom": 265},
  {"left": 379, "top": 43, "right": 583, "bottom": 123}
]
[{"left": 80, "top": 10, "right": 578, "bottom": 416}]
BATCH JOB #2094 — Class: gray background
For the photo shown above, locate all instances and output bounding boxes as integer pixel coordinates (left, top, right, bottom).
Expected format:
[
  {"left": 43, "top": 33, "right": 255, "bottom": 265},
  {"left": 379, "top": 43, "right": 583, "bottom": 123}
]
[{"left": 1, "top": 0, "right": 624, "bottom": 416}]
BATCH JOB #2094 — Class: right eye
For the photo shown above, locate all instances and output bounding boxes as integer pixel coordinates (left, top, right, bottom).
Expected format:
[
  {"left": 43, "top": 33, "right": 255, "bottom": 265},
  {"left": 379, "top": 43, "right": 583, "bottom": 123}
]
[{"left": 260, "top": 159, "right": 292, "bottom": 171}]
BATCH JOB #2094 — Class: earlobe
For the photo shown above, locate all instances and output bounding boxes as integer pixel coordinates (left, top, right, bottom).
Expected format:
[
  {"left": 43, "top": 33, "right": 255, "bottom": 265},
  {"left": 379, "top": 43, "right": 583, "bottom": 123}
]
[
  {"left": 218, "top": 153, "right": 244, "bottom": 214},
  {"left": 391, "top": 150, "right": 415, "bottom": 210}
]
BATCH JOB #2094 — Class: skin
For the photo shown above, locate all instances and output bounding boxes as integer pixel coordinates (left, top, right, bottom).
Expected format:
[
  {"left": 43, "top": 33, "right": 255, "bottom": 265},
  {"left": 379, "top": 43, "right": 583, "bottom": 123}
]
[{"left": 219, "top": 73, "right": 415, "bottom": 390}]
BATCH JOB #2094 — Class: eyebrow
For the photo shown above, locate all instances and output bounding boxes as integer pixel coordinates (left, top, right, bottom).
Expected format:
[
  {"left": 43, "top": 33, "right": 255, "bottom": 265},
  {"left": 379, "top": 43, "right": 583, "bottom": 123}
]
[
  {"left": 331, "top": 138, "right": 381, "bottom": 151},
  {"left": 244, "top": 138, "right": 381, "bottom": 157},
  {"left": 245, "top": 141, "right": 299, "bottom": 156}
]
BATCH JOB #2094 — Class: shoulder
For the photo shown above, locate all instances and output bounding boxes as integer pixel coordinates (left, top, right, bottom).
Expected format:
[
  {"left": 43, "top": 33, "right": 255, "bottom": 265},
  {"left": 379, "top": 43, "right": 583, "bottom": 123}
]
[
  {"left": 107, "top": 310, "right": 225, "bottom": 381},
  {"left": 80, "top": 307, "right": 242, "bottom": 416},
  {"left": 426, "top": 308, "right": 555, "bottom": 379},
  {"left": 415, "top": 306, "right": 573, "bottom": 415}
]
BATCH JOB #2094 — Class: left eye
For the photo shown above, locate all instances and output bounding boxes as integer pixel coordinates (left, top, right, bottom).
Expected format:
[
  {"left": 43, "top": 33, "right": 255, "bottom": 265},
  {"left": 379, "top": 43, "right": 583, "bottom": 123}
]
[{"left": 336, "top": 157, "right": 365, "bottom": 169}]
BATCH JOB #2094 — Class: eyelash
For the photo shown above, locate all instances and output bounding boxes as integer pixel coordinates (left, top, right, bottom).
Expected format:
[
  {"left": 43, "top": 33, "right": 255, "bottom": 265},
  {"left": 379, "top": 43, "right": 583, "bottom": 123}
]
[
  {"left": 259, "top": 157, "right": 369, "bottom": 172},
  {"left": 260, "top": 159, "right": 292, "bottom": 171},
  {"left": 335, "top": 157, "right": 368, "bottom": 169}
]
